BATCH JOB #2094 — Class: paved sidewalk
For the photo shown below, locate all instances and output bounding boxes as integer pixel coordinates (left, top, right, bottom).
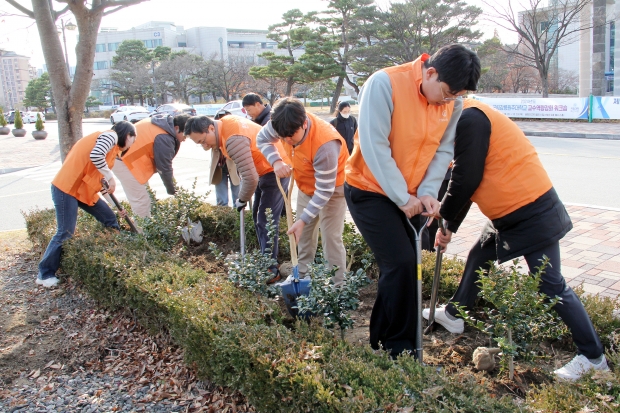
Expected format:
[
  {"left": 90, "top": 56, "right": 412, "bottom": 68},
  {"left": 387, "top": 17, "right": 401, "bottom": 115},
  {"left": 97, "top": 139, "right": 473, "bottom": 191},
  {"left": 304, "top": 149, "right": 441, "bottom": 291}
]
[
  {"left": 446, "top": 203, "right": 620, "bottom": 299},
  {"left": 514, "top": 120, "right": 620, "bottom": 140}
]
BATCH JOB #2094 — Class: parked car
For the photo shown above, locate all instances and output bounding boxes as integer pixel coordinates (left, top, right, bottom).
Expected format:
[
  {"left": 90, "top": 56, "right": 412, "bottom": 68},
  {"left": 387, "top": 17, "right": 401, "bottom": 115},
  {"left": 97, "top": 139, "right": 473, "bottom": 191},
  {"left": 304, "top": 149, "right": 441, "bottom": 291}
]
[
  {"left": 5, "top": 111, "right": 25, "bottom": 124},
  {"left": 110, "top": 106, "right": 150, "bottom": 124},
  {"left": 24, "top": 111, "right": 46, "bottom": 124},
  {"left": 220, "top": 100, "right": 249, "bottom": 118},
  {"left": 150, "top": 103, "right": 197, "bottom": 118}
]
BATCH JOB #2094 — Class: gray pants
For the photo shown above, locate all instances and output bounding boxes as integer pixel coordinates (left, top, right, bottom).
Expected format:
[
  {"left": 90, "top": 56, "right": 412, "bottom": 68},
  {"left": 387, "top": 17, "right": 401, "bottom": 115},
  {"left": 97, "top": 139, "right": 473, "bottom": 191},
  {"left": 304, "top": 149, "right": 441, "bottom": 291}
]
[{"left": 297, "top": 185, "right": 347, "bottom": 286}]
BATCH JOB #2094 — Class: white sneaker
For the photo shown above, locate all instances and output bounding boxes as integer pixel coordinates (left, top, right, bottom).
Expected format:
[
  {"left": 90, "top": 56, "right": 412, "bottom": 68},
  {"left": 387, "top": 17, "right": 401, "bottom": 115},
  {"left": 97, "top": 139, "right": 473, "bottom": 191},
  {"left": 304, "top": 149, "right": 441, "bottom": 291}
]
[
  {"left": 554, "top": 354, "right": 609, "bottom": 380},
  {"left": 422, "top": 306, "right": 464, "bottom": 334},
  {"left": 36, "top": 277, "right": 59, "bottom": 288}
]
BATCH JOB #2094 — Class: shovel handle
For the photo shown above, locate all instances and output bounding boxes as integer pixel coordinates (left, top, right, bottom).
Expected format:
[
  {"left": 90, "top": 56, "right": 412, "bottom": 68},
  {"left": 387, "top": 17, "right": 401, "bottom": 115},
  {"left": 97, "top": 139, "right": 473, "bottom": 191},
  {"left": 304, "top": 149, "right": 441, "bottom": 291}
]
[
  {"left": 425, "top": 217, "right": 445, "bottom": 334},
  {"left": 101, "top": 178, "right": 139, "bottom": 233},
  {"left": 276, "top": 175, "right": 297, "bottom": 267}
]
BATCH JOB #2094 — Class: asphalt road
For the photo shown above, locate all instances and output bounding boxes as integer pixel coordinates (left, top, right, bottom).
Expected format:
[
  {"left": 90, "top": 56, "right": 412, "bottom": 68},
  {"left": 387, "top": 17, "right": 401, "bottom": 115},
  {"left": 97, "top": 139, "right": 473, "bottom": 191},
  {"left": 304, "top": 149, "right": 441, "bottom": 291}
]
[{"left": 0, "top": 120, "right": 619, "bottom": 231}]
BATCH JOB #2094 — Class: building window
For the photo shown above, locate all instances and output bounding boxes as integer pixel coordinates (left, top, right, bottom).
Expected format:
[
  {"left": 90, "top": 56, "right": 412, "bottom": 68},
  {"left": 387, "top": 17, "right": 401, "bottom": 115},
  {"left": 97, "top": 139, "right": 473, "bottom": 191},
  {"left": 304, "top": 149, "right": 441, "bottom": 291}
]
[
  {"left": 93, "top": 61, "right": 108, "bottom": 70},
  {"left": 108, "top": 42, "right": 120, "bottom": 52},
  {"left": 95, "top": 43, "right": 106, "bottom": 52},
  {"left": 178, "top": 42, "right": 187, "bottom": 47},
  {"left": 143, "top": 39, "right": 163, "bottom": 48}
]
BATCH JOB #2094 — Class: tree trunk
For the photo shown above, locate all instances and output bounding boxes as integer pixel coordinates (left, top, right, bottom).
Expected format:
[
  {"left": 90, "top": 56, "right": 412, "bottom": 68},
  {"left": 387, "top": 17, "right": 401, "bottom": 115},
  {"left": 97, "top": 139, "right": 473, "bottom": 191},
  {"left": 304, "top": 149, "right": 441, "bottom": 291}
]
[
  {"left": 541, "top": 75, "right": 549, "bottom": 98},
  {"left": 32, "top": 1, "right": 102, "bottom": 162},
  {"left": 286, "top": 76, "right": 295, "bottom": 96},
  {"left": 330, "top": 76, "right": 345, "bottom": 114}
]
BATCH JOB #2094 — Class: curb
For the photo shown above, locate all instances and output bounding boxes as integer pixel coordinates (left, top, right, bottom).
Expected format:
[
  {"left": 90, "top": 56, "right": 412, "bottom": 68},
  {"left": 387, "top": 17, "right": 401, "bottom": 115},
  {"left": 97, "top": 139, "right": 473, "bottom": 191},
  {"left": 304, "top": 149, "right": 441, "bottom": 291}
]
[
  {"left": 522, "top": 131, "right": 620, "bottom": 140},
  {"left": 0, "top": 166, "right": 37, "bottom": 175}
]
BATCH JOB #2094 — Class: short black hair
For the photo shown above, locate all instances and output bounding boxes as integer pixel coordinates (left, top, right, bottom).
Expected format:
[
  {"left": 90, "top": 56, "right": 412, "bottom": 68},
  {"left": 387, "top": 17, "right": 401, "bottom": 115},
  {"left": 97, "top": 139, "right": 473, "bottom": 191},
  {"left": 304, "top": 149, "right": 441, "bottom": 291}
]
[
  {"left": 424, "top": 44, "right": 480, "bottom": 94},
  {"left": 271, "top": 98, "right": 306, "bottom": 138},
  {"left": 111, "top": 120, "right": 136, "bottom": 147},
  {"left": 173, "top": 114, "right": 190, "bottom": 133},
  {"left": 214, "top": 109, "right": 231, "bottom": 120},
  {"left": 184, "top": 115, "right": 214, "bottom": 136},
  {"left": 242, "top": 93, "right": 264, "bottom": 107}
]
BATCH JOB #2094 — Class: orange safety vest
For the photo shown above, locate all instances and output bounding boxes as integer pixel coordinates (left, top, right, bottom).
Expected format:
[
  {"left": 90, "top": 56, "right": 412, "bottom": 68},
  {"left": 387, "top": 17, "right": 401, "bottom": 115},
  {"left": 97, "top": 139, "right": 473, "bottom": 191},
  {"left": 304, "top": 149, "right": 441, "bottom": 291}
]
[
  {"left": 346, "top": 54, "right": 455, "bottom": 198},
  {"left": 218, "top": 115, "right": 286, "bottom": 177},
  {"left": 464, "top": 98, "right": 553, "bottom": 220},
  {"left": 52, "top": 131, "right": 121, "bottom": 206},
  {"left": 122, "top": 118, "right": 171, "bottom": 184},
  {"left": 283, "top": 112, "right": 348, "bottom": 196}
]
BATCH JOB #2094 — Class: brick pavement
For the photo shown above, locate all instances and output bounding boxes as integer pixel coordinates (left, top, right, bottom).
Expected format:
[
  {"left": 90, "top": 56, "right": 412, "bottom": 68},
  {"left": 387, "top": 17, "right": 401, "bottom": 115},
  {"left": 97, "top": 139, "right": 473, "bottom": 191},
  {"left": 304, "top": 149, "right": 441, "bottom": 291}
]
[{"left": 446, "top": 203, "right": 620, "bottom": 299}]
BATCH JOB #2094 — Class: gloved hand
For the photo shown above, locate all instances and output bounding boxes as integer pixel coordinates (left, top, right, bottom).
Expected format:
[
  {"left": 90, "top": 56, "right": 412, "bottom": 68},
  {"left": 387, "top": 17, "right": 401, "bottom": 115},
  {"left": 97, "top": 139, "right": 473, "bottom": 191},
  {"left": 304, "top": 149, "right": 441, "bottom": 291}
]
[{"left": 234, "top": 199, "right": 247, "bottom": 212}]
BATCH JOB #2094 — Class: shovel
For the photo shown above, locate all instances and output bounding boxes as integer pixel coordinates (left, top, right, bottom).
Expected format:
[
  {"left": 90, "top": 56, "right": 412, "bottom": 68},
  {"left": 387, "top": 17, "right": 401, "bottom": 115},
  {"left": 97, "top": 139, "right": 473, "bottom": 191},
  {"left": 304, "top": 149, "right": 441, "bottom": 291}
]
[
  {"left": 406, "top": 214, "right": 431, "bottom": 364},
  {"left": 239, "top": 205, "right": 245, "bottom": 261},
  {"left": 276, "top": 175, "right": 311, "bottom": 318},
  {"left": 101, "top": 178, "right": 138, "bottom": 233},
  {"left": 424, "top": 217, "right": 446, "bottom": 335}
]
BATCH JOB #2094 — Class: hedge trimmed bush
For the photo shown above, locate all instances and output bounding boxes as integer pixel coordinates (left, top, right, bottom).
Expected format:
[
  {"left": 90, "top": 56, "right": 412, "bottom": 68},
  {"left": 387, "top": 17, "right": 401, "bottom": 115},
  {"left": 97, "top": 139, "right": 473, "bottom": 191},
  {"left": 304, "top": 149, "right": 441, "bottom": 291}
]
[{"left": 24, "top": 204, "right": 620, "bottom": 412}]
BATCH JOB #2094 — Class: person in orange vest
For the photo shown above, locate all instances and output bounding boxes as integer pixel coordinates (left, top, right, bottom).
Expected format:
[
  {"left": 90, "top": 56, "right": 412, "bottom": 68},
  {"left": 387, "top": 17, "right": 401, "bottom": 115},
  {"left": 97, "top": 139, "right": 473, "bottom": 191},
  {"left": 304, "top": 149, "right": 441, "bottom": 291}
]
[
  {"left": 257, "top": 98, "right": 349, "bottom": 286},
  {"left": 113, "top": 114, "right": 190, "bottom": 217},
  {"left": 36, "top": 121, "right": 137, "bottom": 288},
  {"left": 344, "top": 44, "right": 481, "bottom": 358},
  {"left": 184, "top": 115, "right": 290, "bottom": 281},
  {"left": 427, "top": 98, "right": 608, "bottom": 380}
]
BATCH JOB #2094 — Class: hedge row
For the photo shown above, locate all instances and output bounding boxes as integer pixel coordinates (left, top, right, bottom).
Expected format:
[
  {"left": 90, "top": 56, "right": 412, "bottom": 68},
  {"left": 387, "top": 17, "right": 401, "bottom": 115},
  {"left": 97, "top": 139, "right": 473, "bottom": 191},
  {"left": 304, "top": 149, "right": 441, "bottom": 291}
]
[
  {"left": 25, "top": 207, "right": 517, "bottom": 412},
  {"left": 24, "top": 204, "right": 620, "bottom": 412}
]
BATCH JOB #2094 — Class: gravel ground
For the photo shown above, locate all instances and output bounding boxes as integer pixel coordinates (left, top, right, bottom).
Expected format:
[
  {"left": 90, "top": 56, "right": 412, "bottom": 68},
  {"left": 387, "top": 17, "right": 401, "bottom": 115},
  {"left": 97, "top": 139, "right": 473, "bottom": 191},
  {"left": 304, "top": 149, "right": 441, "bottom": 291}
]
[{"left": 0, "top": 230, "right": 255, "bottom": 413}]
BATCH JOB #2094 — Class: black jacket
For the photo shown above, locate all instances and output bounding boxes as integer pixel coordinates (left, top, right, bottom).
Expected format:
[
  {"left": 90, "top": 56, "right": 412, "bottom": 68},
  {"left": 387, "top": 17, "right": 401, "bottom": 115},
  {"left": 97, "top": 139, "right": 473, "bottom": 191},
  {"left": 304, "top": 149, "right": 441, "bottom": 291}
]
[
  {"left": 440, "top": 108, "right": 572, "bottom": 262},
  {"left": 253, "top": 104, "right": 272, "bottom": 126},
  {"left": 151, "top": 115, "right": 181, "bottom": 195},
  {"left": 330, "top": 114, "right": 357, "bottom": 154}
]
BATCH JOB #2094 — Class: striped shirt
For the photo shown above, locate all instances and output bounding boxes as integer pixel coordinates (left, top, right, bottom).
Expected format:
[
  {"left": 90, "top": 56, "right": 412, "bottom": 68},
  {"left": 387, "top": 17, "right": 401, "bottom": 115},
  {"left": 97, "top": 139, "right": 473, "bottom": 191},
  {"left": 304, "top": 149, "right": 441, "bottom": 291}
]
[
  {"left": 89, "top": 131, "right": 117, "bottom": 182},
  {"left": 257, "top": 118, "right": 340, "bottom": 224}
]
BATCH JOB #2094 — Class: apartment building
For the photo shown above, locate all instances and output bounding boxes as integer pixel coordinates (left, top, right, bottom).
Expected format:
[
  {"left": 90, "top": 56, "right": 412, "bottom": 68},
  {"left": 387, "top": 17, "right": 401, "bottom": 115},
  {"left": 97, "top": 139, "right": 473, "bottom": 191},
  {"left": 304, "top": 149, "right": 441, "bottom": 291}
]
[{"left": 0, "top": 50, "right": 33, "bottom": 110}]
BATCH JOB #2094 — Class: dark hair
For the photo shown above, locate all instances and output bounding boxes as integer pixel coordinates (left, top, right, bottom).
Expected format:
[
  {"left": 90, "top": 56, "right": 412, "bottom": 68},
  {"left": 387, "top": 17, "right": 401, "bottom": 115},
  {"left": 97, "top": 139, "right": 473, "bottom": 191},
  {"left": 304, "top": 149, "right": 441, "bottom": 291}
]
[
  {"left": 214, "top": 109, "right": 231, "bottom": 120},
  {"left": 271, "top": 98, "right": 306, "bottom": 138},
  {"left": 337, "top": 101, "right": 350, "bottom": 112},
  {"left": 242, "top": 93, "right": 264, "bottom": 107},
  {"left": 173, "top": 114, "right": 190, "bottom": 133},
  {"left": 424, "top": 44, "right": 481, "bottom": 94},
  {"left": 184, "top": 115, "right": 214, "bottom": 136},
  {"left": 111, "top": 120, "right": 136, "bottom": 147}
]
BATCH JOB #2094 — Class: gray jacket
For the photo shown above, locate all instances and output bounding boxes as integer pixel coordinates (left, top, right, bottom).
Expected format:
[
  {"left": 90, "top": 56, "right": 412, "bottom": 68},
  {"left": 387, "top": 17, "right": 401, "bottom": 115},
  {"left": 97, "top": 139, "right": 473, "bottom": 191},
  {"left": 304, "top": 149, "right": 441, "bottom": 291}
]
[{"left": 151, "top": 115, "right": 181, "bottom": 195}]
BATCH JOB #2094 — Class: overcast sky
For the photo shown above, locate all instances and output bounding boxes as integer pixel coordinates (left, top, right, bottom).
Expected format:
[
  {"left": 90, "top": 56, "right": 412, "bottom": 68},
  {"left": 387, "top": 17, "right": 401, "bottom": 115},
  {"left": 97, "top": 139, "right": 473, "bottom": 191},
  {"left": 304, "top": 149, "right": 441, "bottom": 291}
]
[{"left": 0, "top": 0, "right": 525, "bottom": 68}]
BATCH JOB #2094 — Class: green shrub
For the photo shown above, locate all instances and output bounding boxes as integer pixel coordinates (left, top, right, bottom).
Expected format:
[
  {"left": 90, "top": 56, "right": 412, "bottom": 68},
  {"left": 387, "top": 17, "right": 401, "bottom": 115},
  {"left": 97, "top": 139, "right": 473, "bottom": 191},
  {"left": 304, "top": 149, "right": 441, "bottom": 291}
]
[
  {"left": 35, "top": 113, "right": 44, "bottom": 131},
  {"left": 14, "top": 110, "right": 23, "bottom": 129},
  {"left": 45, "top": 112, "right": 57, "bottom": 120},
  {"left": 24, "top": 207, "right": 520, "bottom": 412},
  {"left": 0, "top": 112, "right": 7, "bottom": 127},
  {"left": 296, "top": 259, "right": 372, "bottom": 339},
  {"left": 421, "top": 250, "right": 464, "bottom": 301},
  {"left": 457, "top": 259, "right": 564, "bottom": 379}
]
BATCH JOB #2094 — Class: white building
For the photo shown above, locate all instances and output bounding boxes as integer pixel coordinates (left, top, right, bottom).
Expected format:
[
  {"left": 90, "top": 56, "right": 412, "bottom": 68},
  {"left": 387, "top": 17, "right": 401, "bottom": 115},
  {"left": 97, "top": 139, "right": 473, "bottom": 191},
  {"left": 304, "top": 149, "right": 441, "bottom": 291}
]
[{"left": 90, "top": 21, "right": 293, "bottom": 105}]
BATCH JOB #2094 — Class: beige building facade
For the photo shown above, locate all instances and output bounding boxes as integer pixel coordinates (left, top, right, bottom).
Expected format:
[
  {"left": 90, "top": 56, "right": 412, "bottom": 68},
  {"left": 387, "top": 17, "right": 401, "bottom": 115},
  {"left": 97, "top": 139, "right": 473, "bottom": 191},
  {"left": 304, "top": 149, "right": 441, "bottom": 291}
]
[{"left": 0, "top": 50, "right": 33, "bottom": 110}]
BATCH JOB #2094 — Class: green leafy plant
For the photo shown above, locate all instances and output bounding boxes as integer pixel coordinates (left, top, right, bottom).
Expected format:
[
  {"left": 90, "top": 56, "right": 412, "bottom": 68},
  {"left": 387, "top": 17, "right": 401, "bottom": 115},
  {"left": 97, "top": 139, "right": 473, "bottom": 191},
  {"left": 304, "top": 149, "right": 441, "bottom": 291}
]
[
  {"left": 457, "top": 258, "right": 563, "bottom": 379},
  {"left": 221, "top": 209, "right": 280, "bottom": 298},
  {"left": 14, "top": 110, "right": 23, "bottom": 129},
  {"left": 342, "top": 221, "right": 375, "bottom": 273},
  {"left": 574, "top": 284, "right": 620, "bottom": 347},
  {"left": 296, "top": 258, "right": 372, "bottom": 339},
  {"left": 35, "top": 113, "right": 44, "bottom": 131},
  {"left": 136, "top": 180, "right": 207, "bottom": 250},
  {"left": 0, "top": 112, "right": 7, "bottom": 127}
]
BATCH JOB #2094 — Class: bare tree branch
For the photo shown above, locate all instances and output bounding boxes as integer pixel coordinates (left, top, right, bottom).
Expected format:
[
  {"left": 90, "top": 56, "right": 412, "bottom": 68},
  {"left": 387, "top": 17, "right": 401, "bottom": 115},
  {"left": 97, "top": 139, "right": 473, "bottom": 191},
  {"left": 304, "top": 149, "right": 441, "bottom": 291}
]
[
  {"left": 4, "top": 0, "right": 34, "bottom": 18},
  {"left": 93, "top": 0, "right": 150, "bottom": 14}
]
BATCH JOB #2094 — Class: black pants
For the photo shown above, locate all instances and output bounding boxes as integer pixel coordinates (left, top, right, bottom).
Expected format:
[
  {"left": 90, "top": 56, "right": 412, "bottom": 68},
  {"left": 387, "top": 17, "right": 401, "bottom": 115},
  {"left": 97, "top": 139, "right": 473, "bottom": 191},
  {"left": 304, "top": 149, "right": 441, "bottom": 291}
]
[
  {"left": 252, "top": 172, "right": 289, "bottom": 269},
  {"left": 345, "top": 183, "right": 425, "bottom": 357},
  {"left": 446, "top": 236, "right": 604, "bottom": 359}
]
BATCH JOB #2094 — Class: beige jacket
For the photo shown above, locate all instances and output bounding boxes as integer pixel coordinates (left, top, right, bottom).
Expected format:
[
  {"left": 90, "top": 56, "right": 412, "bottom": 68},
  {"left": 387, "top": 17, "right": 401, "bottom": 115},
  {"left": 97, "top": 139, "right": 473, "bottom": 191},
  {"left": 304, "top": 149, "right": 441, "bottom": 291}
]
[{"left": 209, "top": 148, "right": 240, "bottom": 186}]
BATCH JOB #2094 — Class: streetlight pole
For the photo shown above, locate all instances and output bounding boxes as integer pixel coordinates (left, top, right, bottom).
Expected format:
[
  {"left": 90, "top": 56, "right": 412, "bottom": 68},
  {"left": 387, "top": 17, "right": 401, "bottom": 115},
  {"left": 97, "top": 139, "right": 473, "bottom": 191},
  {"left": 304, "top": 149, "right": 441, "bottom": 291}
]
[{"left": 59, "top": 19, "right": 77, "bottom": 79}]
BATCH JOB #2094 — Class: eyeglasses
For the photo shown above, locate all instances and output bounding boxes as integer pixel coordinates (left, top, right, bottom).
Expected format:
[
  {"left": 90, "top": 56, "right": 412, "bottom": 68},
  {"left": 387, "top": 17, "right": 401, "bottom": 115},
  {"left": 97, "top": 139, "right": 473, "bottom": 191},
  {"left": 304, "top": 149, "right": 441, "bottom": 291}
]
[{"left": 440, "top": 85, "right": 463, "bottom": 102}]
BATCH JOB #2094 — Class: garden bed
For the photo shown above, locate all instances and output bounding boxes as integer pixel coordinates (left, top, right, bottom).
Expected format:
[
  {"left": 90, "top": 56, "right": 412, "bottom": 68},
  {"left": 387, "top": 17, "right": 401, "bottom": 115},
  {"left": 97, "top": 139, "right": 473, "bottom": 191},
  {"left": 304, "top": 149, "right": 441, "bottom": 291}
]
[{"left": 23, "top": 196, "right": 620, "bottom": 412}]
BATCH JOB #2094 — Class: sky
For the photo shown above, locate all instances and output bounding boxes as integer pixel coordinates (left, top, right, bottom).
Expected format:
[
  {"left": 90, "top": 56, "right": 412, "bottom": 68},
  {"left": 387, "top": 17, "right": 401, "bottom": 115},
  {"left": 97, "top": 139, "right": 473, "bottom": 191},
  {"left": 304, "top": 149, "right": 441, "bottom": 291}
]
[{"left": 0, "top": 0, "right": 526, "bottom": 69}]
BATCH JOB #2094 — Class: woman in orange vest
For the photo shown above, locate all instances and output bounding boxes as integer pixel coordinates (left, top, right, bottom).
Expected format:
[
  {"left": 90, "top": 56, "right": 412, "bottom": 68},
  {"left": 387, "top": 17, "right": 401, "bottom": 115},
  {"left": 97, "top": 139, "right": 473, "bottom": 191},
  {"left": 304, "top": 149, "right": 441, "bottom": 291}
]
[
  {"left": 429, "top": 99, "right": 608, "bottom": 380},
  {"left": 36, "top": 121, "right": 137, "bottom": 288},
  {"left": 257, "top": 98, "right": 349, "bottom": 286},
  {"left": 184, "top": 115, "right": 290, "bottom": 281},
  {"left": 344, "top": 44, "right": 480, "bottom": 358}
]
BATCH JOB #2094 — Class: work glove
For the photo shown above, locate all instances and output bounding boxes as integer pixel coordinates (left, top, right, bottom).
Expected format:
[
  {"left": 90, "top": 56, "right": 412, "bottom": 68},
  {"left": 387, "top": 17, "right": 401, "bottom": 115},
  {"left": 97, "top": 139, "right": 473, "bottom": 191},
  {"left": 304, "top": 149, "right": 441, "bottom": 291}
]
[{"left": 234, "top": 199, "right": 247, "bottom": 212}]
